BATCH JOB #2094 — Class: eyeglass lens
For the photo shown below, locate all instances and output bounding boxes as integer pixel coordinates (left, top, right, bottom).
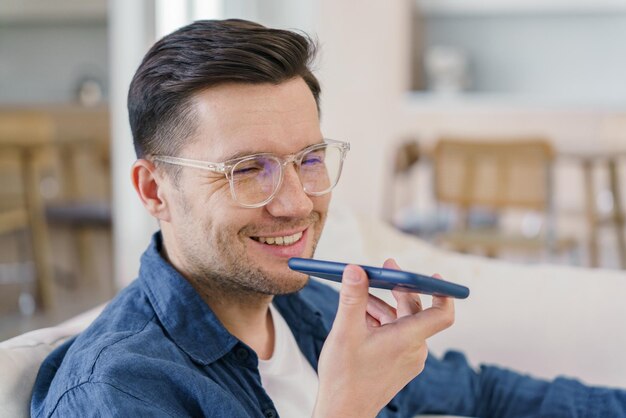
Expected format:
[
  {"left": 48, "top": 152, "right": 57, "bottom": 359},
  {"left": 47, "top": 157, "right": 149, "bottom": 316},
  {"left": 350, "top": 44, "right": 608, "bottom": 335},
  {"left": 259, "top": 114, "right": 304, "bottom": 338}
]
[{"left": 230, "top": 145, "right": 343, "bottom": 206}]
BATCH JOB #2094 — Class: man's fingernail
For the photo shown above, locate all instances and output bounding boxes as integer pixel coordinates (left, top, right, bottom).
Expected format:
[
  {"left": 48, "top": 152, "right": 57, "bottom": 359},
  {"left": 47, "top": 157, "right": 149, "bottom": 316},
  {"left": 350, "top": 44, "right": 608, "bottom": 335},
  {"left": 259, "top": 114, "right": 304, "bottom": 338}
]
[{"left": 344, "top": 266, "right": 361, "bottom": 283}]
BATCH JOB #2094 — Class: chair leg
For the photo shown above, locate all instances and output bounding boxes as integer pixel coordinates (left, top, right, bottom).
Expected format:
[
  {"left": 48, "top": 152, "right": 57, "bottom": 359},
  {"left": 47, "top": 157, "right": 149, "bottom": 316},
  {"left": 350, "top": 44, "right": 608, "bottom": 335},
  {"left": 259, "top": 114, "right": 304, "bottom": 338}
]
[
  {"left": 608, "top": 160, "right": 626, "bottom": 269},
  {"left": 75, "top": 227, "right": 95, "bottom": 284},
  {"left": 21, "top": 149, "right": 55, "bottom": 310},
  {"left": 583, "top": 160, "right": 600, "bottom": 268}
]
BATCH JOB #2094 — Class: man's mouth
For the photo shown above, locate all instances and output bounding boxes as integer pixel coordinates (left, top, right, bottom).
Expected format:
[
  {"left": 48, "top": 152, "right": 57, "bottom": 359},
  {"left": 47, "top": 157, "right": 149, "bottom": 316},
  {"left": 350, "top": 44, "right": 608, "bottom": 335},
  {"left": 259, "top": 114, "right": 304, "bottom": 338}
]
[{"left": 250, "top": 231, "right": 304, "bottom": 246}]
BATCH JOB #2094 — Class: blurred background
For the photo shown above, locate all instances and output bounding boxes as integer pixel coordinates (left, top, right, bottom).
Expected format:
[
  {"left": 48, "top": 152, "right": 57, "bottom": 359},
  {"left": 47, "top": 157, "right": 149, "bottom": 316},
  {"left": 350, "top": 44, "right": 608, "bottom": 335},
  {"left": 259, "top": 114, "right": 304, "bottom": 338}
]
[{"left": 1, "top": 0, "right": 626, "bottom": 340}]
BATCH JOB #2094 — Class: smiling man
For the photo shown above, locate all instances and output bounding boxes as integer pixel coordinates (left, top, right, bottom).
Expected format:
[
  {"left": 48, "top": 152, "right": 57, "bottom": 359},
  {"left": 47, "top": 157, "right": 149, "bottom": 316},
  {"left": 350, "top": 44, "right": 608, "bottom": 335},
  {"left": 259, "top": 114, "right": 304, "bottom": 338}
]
[
  {"left": 31, "top": 19, "right": 626, "bottom": 418},
  {"left": 153, "top": 80, "right": 331, "bottom": 298}
]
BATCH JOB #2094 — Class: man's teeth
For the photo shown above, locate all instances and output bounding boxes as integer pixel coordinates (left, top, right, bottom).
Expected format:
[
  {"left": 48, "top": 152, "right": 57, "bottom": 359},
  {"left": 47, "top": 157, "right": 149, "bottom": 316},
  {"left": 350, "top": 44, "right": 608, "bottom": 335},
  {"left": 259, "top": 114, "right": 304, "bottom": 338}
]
[{"left": 257, "top": 231, "right": 303, "bottom": 245}]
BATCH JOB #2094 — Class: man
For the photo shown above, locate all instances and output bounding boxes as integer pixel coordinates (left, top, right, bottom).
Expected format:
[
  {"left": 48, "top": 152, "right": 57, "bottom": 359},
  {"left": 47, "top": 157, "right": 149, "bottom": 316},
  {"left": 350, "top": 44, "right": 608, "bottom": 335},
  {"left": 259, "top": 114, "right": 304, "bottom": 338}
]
[{"left": 32, "top": 19, "right": 626, "bottom": 417}]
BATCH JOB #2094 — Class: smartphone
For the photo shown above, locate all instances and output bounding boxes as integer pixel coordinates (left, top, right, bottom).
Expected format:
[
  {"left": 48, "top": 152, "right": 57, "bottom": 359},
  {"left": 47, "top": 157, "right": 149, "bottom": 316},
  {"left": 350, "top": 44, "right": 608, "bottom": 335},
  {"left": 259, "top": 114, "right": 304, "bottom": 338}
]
[{"left": 288, "top": 257, "right": 469, "bottom": 299}]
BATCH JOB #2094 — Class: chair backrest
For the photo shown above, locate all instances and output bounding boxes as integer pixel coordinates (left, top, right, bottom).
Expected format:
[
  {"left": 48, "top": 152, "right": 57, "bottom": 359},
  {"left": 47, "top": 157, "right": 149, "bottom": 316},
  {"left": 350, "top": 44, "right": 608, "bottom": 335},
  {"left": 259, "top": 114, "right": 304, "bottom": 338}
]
[
  {"left": 0, "top": 109, "right": 57, "bottom": 208},
  {"left": 0, "top": 110, "right": 56, "bottom": 147},
  {"left": 0, "top": 106, "right": 110, "bottom": 203},
  {"left": 433, "top": 138, "right": 554, "bottom": 211},
  {"left": 0, "top": 110, "right": 56, "bottom": 208}
]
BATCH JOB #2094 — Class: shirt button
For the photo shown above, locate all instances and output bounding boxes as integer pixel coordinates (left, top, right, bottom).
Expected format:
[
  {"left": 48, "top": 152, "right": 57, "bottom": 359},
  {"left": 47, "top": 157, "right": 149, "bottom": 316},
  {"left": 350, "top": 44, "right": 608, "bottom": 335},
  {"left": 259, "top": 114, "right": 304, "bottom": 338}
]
[
  {"left": 235, "top": 347, "right": 249, "bottom": 361},
  {"left": 263, "top": 408, "right": 277, "bottom": 418}
]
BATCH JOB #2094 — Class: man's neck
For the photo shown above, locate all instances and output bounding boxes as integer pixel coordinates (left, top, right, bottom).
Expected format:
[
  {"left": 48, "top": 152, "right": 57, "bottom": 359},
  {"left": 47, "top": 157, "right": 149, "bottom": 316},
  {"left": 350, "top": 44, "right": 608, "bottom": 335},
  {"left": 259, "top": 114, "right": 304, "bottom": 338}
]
[{"left": 191, "top": 280, "right": 276, "bottom": 360}]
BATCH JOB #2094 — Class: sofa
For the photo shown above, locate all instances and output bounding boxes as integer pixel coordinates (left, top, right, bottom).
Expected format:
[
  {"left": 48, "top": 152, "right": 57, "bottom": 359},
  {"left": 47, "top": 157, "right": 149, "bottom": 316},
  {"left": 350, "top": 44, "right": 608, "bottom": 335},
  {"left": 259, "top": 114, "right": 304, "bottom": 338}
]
[{"left": 2, "top": 204, "right": 625, "bottom": 417}]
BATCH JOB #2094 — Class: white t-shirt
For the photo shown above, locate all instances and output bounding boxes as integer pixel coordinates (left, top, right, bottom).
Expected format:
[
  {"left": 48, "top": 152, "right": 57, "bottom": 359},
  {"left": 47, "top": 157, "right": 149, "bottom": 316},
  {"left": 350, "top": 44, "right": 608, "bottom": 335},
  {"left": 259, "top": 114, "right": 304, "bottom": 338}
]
[{"left": 258, "top": 304, "right": 319, "bottom": 418}]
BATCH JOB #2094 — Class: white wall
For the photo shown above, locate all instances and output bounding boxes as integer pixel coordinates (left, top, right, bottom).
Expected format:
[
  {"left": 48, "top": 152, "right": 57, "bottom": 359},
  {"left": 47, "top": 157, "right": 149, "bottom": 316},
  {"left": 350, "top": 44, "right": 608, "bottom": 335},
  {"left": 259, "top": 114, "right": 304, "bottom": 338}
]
[
  {"left": 423, "top": 14, "right": 626, "bottom": 100},
  {"left": 109, "top": 0, "right": 158, "bottom": 288},
  {"left": 0, "top": 23, "right": 108, "bottom": 104},
  {"left": 314, "top": 0, "right": 414, "bottom": 218}
]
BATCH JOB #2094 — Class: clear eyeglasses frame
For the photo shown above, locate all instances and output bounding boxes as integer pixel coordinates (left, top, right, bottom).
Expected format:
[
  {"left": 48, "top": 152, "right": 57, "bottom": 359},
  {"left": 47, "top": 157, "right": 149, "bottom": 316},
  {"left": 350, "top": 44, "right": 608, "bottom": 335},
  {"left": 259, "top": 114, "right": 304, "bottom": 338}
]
[{"left": 152, "top": 138, "right": 350, "bottom": 208}]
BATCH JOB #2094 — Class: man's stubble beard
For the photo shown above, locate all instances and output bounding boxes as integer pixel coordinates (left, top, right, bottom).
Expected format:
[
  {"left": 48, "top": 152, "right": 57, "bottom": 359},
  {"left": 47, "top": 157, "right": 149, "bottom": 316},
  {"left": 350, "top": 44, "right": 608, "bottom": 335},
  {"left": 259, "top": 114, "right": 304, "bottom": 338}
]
[{"left": 178, "top": 211, "right": 326, "bottom": 303}]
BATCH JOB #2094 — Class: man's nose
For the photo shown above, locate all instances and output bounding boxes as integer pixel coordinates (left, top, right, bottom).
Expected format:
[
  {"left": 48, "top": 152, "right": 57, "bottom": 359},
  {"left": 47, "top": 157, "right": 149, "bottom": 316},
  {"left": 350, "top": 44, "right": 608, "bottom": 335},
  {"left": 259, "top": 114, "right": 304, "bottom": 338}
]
[{"left": 265, "top": 163, "right": 314, "bottom": 218}]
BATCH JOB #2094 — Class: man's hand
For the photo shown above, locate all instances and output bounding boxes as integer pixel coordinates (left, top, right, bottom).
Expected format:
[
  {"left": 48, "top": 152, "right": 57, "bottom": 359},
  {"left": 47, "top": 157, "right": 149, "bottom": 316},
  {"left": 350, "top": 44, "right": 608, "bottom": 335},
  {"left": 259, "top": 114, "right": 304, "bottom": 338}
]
[{"left": 312, "top": 259, "right": 455, "bottom": 418}]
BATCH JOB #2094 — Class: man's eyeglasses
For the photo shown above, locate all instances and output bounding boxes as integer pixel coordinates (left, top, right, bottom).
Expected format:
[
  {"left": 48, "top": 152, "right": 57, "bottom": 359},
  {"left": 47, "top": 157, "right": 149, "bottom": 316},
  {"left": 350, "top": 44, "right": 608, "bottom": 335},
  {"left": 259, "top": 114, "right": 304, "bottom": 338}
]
[{"left": 152, "top": 139, "right": 350, "bottom": 208}]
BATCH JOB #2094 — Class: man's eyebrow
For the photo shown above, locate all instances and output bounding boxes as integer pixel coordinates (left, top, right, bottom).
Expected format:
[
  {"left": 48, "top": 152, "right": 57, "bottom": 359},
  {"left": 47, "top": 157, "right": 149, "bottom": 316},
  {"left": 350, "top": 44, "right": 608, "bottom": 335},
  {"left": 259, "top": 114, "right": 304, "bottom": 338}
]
[
  {"left": 218, "top": 149, "right": 262, "bottom": 162},
  {"left": 218, "top": 140, "right": 325, "bottom": 162}
]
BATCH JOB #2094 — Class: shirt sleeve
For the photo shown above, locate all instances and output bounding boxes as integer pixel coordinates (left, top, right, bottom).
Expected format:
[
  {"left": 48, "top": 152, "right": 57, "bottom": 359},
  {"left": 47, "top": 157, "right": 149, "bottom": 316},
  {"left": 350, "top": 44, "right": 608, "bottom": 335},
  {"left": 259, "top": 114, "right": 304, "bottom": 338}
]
[
  {"left": 391, "top": 350, "right": 626, "bottom": 418},
  {"left": 47, "top": 381, "right": 178, "bottom": 418}
]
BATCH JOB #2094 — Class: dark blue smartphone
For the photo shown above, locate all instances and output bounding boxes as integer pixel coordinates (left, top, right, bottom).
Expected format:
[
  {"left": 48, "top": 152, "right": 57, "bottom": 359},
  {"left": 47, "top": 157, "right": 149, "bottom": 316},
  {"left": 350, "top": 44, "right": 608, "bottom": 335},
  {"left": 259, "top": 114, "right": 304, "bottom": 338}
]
[{"left": 288, "top": 257, "right": 469, "bottom": 299}]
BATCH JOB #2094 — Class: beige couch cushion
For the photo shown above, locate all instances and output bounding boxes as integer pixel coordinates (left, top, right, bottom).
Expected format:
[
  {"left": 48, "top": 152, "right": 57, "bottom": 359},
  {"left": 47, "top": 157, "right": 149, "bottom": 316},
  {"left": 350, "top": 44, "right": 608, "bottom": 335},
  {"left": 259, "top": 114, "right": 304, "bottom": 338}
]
[{"left": 0, "top": 305, "right": 104, "bottom": 418}]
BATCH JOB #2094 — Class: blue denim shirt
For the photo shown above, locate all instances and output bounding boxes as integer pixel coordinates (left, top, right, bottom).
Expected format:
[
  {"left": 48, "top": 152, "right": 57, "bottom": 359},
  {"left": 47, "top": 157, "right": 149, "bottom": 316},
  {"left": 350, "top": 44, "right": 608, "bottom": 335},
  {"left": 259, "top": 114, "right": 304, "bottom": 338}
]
[{"left": 32, "top": 233, "right": 626, "bottom": 417}]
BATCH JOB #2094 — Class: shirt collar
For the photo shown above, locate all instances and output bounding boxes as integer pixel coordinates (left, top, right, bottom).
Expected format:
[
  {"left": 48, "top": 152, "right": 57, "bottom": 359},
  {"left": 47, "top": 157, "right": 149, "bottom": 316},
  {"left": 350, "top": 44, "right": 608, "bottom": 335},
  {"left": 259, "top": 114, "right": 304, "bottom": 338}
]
[{"left": 138, "top": 232, "right": 238, "bottom": 366}]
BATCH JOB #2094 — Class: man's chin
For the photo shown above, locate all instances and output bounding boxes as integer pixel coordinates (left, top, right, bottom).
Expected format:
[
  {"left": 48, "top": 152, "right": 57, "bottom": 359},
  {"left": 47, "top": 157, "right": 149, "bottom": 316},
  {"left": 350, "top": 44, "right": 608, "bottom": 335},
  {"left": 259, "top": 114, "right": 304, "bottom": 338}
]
[
  {"left": 279, "top": 276, "right": 310, "bottom": 294},
  {"left": 255, "top": 269, "right": 310, "bottom": 296}
]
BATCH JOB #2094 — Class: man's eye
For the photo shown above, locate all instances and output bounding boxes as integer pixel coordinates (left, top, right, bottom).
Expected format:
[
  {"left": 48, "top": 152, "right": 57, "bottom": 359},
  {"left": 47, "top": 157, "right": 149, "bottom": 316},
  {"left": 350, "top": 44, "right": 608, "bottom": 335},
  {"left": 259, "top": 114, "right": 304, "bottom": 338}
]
[
  {"left": 302, "top": 153, "right": 325, "bottom": 166},
  {"left": 233, "top": 166, "right": 261, "bottom": 176}
]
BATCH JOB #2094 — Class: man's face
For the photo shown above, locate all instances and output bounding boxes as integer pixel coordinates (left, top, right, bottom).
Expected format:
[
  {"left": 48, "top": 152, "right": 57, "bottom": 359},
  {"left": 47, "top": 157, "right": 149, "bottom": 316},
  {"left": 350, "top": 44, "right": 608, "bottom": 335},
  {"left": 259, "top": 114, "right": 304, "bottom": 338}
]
[{"left": 161, "top": 77, "right": 329, "bottom": 297}]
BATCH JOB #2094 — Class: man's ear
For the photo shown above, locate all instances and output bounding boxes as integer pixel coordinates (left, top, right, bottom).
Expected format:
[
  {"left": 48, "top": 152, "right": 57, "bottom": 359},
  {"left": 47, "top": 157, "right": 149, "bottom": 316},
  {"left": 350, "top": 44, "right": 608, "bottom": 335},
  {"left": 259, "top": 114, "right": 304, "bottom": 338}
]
[{"left": 131, "top": 159, "right": 172, "bottom": 222}]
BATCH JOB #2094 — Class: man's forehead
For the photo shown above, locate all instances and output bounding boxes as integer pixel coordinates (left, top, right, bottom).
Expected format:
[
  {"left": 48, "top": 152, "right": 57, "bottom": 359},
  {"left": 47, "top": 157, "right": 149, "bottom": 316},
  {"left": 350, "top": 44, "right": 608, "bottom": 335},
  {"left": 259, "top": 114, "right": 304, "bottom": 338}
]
[
  {"left": 187, "top": 78, "right": 321, "bottom": 160},
  {"left": 191, "top": 79, "right": 318, "bottom": 126}
]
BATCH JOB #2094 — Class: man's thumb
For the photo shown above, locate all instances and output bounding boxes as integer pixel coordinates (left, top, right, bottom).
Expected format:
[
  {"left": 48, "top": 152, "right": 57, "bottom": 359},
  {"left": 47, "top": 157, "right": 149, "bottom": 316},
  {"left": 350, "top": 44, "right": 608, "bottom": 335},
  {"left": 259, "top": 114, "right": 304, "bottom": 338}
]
[{"left": 335, "top": 265, "right": 369, "bottom": 326}]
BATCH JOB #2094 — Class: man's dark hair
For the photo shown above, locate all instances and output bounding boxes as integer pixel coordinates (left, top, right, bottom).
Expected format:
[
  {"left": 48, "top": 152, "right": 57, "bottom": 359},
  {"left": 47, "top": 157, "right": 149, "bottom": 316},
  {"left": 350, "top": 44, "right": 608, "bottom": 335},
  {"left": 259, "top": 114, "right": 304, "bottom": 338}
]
[{"left": 128, "top": 19, "right": 320, "bottom": 159}]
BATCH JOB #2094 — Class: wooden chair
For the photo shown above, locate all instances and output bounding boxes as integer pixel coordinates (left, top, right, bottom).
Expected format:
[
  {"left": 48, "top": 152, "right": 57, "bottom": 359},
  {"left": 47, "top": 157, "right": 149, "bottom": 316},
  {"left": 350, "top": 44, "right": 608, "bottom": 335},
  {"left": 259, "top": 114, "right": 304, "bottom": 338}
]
[
  {"left": 0, "top": 111, "right": 56, "bottom": 310},
  {"left": 432, "top": 137, "right": 577, "bottom": 258},
  {"left": 0, "top": 107, "right": 111, "bottom": 311}
]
